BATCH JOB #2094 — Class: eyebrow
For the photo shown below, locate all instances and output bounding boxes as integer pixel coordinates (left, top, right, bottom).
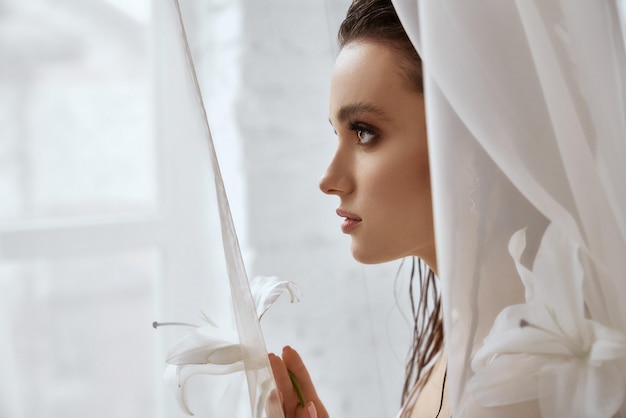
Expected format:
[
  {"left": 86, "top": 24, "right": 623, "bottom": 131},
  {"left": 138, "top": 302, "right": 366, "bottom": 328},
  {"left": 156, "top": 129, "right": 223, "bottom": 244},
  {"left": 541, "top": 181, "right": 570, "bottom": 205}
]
[{"left": 332, "top": 102, "right": 391, "bottom": 124}]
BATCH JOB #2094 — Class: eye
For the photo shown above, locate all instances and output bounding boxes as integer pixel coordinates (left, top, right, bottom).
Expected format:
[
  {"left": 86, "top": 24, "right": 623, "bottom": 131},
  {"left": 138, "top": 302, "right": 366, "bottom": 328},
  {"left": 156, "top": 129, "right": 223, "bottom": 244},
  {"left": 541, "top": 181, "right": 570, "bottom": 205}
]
[
  {"left": 349, "top": 122, "right": 378, "bottom": 145},
  {"left": 356, "top": 128, "right": 376, "bottom": 145}
]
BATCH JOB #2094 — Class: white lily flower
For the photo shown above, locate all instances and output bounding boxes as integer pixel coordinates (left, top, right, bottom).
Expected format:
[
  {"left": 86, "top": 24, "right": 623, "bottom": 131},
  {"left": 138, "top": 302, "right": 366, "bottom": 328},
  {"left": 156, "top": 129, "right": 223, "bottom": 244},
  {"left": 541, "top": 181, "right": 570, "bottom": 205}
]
[
  {"left": 250, "top": 276, "right": 302, "bottom": 319},
  {"left": 469, "top": 226, "right": 626, "bottom": 418},
  {"left": 154, "top": 276, "right": 301, "bottom": 416}
]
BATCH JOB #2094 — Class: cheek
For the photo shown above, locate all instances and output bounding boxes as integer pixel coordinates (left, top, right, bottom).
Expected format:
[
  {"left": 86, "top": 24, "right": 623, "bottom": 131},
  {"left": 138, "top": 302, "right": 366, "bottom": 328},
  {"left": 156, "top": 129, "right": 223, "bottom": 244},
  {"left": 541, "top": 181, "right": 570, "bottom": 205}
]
[
  {"left": 362, "top": 149, "right": 430, "bottom": 211},
  {"left": 358, "top": 157, "right": 398, "bottom": 203}
]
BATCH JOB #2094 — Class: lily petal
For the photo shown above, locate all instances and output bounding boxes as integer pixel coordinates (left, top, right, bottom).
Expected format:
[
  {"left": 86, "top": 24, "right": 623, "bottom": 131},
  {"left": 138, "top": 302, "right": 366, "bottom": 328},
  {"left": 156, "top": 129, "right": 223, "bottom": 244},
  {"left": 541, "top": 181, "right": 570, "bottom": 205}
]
[
  {"left": 250, "top": 276, "right": 302, "bottom": 319},
  {"left": 472, "top": 304, "right": 569, "bottom": 368},
  {"left": 588, "top": 320, "right": 626, "bottom": 364},
  {"left": 539, "top": 361, "right": 624, "bottom": 418},
  {"left": 165, "top": 361, "right": 246, "bottom": 416},
  {"left": 164, "top": 365, "right": 194, "bottom": 416},
  {"left": 508, "top": 228, "right": 536, "bottom": 302},
  {"left": 526, "top": 225, "right": 586, "bottom": 336},
  {"left": 469, "top": 355, "right": 546, "bottom": 406},
  {"left": 166, "top": 326, "right": 240, "bottom": 365}
]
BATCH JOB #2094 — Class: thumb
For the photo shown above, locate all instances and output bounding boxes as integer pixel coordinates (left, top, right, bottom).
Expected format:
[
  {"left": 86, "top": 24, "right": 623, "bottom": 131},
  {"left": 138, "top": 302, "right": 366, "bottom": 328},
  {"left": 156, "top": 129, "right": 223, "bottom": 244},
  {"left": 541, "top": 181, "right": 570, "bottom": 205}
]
[{"left": 301, "top": 402, "right": 317, "bottom": 418}]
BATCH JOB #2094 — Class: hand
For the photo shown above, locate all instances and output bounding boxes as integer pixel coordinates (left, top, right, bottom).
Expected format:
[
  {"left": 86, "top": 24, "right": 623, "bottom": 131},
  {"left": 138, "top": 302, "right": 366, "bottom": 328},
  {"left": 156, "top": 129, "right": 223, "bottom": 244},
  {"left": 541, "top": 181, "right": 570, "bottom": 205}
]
[{"left": 269, "top": 346, "right": 329, "bottom": 418}]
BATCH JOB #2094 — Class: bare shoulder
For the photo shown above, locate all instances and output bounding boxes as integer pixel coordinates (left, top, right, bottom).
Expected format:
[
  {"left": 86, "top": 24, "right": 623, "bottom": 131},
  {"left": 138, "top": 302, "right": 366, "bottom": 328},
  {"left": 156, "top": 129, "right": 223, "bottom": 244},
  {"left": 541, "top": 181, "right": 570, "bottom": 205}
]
[{"left": 410, "top": 354, "right": 450, "bottom": 418}]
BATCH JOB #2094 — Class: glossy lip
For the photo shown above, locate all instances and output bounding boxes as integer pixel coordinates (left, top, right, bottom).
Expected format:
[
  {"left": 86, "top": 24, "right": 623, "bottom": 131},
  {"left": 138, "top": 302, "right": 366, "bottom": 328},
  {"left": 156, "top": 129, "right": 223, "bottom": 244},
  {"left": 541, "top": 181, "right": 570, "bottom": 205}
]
[{"left": 336, "top": 208, "right": 362, "bottom": 233}]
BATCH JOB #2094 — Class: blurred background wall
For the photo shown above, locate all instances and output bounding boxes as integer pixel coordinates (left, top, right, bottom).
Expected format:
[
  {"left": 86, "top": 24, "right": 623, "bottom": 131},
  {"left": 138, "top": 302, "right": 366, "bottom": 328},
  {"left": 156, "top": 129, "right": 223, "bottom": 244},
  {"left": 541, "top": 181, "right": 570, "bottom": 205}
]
[{"left": 0, "top": 0, "right": 416, "bottom": 416}]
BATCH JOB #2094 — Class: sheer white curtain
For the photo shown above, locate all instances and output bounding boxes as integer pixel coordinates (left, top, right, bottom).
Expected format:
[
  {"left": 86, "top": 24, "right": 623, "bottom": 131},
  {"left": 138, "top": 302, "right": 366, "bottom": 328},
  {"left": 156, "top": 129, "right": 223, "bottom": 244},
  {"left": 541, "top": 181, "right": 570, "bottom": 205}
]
[
  {"left": 395, "top": 0, "right": 626, "bottom": 416},
  {"left": 0, "top": 0, "right": 415, "bottom": 417},
  {"left": 0, "top": 0, "right": 231, "bottom": 416}
]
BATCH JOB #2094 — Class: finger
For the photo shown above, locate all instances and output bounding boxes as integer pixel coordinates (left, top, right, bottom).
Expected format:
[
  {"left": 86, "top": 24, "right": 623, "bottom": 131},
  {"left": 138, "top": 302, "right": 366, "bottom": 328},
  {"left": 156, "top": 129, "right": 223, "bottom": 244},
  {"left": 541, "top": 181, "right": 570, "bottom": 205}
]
[
  {"left": 299, "top": 402, "right": 317, "bottom": 418},
  {"left": 282, "top": 347, "right": 329, "bottom": 418},
  {"left": 269, "top": 353, "right": 301, "bottom": 416},
  {"left": 265, "top": 388, "right": 284, "bottom": 418},
  {"left": 282, "top": 346, "right": 319, "bottom": 402}
]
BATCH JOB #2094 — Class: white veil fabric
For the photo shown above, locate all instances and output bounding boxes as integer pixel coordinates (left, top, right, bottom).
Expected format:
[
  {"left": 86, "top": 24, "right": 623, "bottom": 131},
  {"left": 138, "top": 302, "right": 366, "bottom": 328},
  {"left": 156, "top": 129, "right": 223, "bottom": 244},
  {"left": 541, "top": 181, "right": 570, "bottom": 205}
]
[
  {"left": 393, "top": 0, "right": 626, "bottom": 417},
  {"left": 159, "top": 1, "right": 284, "bottom": 417}
]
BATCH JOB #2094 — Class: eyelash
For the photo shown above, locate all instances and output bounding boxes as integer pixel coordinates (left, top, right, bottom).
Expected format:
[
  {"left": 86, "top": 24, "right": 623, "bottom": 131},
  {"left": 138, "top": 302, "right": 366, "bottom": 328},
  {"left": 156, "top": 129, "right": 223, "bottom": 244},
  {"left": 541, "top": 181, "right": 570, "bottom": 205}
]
[{"left": 348, "top": 122, "right": 378, "bottom": 145}]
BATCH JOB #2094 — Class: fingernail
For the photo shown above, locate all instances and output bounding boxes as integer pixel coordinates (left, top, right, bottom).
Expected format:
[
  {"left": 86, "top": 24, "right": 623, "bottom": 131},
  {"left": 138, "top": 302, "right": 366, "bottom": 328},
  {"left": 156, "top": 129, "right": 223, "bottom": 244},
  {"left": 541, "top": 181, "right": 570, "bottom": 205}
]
[{"left": 307, "top": 402, "right": 317, "bottom": 418}]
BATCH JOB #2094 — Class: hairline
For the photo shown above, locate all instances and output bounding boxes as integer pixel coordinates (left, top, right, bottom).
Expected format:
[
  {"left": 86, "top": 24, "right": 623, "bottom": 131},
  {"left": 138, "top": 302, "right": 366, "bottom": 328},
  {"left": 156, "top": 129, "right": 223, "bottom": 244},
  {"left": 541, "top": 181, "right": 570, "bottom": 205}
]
[{"left": 341, "top": 37, "right": 423, "bottom": 95}]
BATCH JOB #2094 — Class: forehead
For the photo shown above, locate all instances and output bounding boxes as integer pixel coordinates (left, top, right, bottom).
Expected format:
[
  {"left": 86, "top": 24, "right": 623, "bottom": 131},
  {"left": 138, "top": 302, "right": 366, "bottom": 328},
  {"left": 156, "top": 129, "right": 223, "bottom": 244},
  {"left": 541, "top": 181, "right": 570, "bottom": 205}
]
[
  {"left": 332, "top": 40, "right": 403, "bottom": 91},
  {"left": 330, "top": 41, "right": 412, "bottom": 122}
]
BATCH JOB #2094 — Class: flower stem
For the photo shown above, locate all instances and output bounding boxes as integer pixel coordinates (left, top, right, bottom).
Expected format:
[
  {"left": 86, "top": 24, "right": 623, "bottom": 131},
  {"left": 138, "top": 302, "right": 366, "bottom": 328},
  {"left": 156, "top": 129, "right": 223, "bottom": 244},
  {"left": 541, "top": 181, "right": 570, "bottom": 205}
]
[{"left": 288, "top": 370, "right": 306, "bottom": 407}]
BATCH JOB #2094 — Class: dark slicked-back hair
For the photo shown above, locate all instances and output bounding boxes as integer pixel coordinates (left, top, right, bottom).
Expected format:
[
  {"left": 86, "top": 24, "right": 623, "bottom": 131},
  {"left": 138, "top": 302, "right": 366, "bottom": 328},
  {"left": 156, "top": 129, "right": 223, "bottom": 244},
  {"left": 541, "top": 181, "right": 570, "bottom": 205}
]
[{"left": 338, "top": 0, "right": 423, "bottom": 93}]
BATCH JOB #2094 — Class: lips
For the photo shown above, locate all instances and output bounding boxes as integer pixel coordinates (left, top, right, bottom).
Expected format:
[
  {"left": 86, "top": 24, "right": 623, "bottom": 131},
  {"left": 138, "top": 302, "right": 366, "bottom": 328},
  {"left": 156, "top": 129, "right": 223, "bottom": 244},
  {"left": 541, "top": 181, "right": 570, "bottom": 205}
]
[{"left": 336, "top": 208, "right": 362, "bottom": 233}]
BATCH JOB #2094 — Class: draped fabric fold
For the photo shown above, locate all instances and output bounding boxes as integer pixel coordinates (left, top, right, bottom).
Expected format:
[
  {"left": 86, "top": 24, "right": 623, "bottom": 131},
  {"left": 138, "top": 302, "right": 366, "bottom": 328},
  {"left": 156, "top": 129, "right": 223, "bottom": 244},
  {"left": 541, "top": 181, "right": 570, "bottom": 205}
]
[
  {"left": 162, "top": 1, "right": 283, "bottom": 416},
  {"left": 393, "top": 0, "right": 626, "bottom": 416}
]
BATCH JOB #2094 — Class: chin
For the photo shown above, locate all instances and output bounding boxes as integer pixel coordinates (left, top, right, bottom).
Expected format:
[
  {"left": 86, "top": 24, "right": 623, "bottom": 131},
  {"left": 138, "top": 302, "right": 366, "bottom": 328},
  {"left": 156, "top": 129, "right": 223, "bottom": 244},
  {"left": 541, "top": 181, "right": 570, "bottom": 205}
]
[
  {"left": 351, "top": 239, "right": 422, "bottom": 265},
  {"left": 351, "top": 244, "right": 395, "bottom": 265}
]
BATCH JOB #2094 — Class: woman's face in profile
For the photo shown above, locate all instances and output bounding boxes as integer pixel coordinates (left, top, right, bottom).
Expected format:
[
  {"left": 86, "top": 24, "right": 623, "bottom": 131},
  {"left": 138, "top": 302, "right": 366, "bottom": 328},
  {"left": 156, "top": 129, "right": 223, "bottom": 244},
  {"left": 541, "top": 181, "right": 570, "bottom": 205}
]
[{"left": 322, "top": 40, "right": 435, "bottom": 266}]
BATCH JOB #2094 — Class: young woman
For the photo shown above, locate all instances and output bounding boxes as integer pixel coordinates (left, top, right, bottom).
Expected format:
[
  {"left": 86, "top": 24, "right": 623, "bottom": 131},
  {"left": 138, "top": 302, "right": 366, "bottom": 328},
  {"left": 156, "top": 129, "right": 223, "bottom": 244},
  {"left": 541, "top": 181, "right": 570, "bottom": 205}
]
[
  {"left": 269, "top": 1, "right": 448, "bottom": 417},
  {"left": 270, "top": 0, "right": 626, "bottom": 415}
]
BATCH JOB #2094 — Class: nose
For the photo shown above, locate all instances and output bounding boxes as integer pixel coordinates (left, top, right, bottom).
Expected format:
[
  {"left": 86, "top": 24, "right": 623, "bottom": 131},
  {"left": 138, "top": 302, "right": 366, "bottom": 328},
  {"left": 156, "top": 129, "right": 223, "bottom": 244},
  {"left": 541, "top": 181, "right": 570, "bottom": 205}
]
[{"left": 319, "top": 147, "right": 352, "bottom": 195}]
